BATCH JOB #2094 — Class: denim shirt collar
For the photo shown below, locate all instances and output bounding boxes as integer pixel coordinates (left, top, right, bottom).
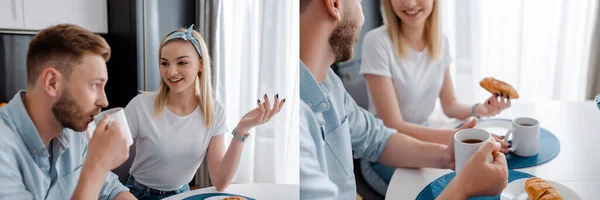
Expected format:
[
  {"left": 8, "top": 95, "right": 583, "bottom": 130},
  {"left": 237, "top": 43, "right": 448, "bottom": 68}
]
[
  {"left": 299, "top": 60, "right": 332, "bottom": 112},
  {"left": 6, "top": 91, "right": 72, "bottom": 159}
]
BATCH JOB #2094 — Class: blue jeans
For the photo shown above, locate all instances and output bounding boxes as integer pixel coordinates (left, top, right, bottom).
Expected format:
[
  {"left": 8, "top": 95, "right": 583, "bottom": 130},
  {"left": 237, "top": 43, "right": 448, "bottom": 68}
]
[
  {"left": 361, "top": 121, "right": 430, "bottom": 196},
  {"left": 125, "top": 174, "right": 190, "bottom": 200}
]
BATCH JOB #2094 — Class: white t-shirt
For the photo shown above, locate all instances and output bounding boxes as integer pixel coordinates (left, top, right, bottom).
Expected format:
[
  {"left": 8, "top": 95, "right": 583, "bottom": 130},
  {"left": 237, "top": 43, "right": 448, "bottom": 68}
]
[
  {"left": 124, "top": 92, "right": 228, "bottom": 191},
  {"left": 359, "top": 26, "right": 452, "bottom": 124}
]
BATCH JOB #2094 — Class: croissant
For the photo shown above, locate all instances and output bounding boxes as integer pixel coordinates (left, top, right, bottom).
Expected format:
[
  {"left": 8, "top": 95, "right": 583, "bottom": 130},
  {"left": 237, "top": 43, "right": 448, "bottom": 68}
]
[
  {"left": 525, "top": 177, "right": 563, "bottom": 200},
  {"left": 221, "top": 196, "right": 247, "bottom": 200},
  {"left": 479, "top": 77, "right": 519, "bottom": 99}
]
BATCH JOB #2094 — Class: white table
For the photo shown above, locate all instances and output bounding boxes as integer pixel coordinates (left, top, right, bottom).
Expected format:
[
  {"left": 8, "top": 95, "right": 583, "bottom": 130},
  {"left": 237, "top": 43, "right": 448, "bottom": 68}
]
[
  {"left": 163, "top": 183, "right": 299, "bottom": 200},
  {"left": 385, "top": 101, "right": 600, "bottom": 199}
]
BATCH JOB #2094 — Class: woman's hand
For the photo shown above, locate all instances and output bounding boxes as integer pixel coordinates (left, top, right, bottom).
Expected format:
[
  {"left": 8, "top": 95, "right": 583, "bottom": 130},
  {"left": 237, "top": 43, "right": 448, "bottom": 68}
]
[
  {"left": 491, "top": 134, "right": 511, "bottom": 154},
  {"left": 475, "top": 93, "right": 511, "bottom": 117},
  {"left": 236, "top": 94, "right": 286, "bottom": 134}
]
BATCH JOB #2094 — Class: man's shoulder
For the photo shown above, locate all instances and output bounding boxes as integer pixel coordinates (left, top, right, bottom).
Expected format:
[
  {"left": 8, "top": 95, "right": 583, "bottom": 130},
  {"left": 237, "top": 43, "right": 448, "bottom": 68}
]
[{"left": 0, "top": 119, "right": 24, "bottom": 157}]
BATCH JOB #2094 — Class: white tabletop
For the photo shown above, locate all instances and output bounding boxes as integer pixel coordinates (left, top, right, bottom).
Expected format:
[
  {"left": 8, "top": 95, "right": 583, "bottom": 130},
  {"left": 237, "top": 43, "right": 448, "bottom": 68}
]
[
  {"left": 385, "top": 101, "right": 600, "bottom": 199},
  {"left": 163, "top": 183, "right": 299, "bottom": 200}
]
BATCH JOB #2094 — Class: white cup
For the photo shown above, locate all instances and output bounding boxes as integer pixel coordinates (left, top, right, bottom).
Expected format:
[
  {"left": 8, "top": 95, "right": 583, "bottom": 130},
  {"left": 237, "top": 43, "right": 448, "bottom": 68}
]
[
  {"left": 454, "top": 128, "right": 493, "bottom": 173},
  {"left": 503, "top": 117, "right": 540, "bottom": 157},
  {"left": 86, "top": 107, "right": 133, "bottom": 146}
]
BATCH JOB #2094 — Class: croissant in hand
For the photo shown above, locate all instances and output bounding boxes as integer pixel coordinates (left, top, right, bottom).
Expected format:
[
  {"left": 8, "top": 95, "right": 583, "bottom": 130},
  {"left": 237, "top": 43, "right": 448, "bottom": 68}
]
[{"left": 479, "top": 77, "right": 519, "bottom": 99}]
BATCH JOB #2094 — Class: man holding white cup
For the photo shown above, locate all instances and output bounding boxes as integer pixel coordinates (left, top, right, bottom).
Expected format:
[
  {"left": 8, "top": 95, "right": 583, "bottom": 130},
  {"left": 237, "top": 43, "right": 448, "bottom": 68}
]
[
  {"left": 440, "top": 134, "right": 510, "bottom": 199},
  {"left": 87, "top": 107, "right": 134, "bottom": 146},
  {"left": 439, "top": 127, "right": 509, "bottom": 199},
  {"left": 0, "top": 24, "right": 135, "bottom": 199}
]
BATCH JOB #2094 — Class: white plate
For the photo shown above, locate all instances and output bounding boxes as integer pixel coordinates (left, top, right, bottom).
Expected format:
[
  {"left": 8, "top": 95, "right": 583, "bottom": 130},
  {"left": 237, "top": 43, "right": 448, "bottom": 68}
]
[
  {"left": 203, "top": 195, "right": 247, "bottom": 200},
  {"left": 475, "top": 119, "right": 512, "bottom": 136},
  {"left": 500, "top": 178, "right": 580, "bottom": 200},
  {"left": 204, "top": 196, "right": 232, "bottom": 200}
]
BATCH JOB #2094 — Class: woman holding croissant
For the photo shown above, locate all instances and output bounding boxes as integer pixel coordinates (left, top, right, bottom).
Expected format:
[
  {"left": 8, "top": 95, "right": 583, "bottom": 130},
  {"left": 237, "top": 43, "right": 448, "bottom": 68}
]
[{"left": 358, "top": 0, "right": 514, "bottom": 196}]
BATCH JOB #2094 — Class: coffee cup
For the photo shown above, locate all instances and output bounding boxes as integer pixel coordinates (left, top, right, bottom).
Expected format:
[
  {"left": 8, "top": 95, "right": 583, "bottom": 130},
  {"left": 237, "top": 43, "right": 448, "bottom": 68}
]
[
  {"left": 503, "top": 117, "right": 540, "bottom": 157},
  {"left": 86, "top": 107, "right": 133, "bottom": 146},
  {"left": 454, "top": 128, "right": 493, "bottom": 173}
]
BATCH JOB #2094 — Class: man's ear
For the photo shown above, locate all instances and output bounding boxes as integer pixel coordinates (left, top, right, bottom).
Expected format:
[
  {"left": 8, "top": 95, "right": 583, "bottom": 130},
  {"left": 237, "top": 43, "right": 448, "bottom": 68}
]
[
  {"left": 40, "top": 67, "right": 63, "bottom": 98},
  {"left": 324, "top": 0, "right": 342, "bottom": 22}
]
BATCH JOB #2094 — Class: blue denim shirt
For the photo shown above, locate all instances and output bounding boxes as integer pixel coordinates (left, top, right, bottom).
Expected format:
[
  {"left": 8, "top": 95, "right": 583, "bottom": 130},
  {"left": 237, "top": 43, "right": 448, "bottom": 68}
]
[
  {"left": 299, "top": 61, "right": 396, "bottom": 200},
  {"left": 0, "top": 91, "right": 129, "bottom": 199}
]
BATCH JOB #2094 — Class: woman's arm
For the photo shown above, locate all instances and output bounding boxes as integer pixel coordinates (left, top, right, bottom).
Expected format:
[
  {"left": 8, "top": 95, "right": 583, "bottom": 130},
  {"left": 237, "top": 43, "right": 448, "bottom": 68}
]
[
  {"left": 438, "top": 68, "right": 475, "bottom": 120},
  {"left": 364, "top": 74, "right": 455, "bottom": 145},
  {"left": 206, "top": 134, "right": 244, "bottom": 191},
  {"left": 206, "top": 94, "right": 285, "bottom": 191},
  {"left": 439, "top": 68, "right": 512, "bottom": 119}
]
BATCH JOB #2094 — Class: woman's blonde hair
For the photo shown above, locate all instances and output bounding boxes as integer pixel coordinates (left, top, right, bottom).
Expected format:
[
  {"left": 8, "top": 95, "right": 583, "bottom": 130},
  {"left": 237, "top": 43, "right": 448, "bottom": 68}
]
[
  {"left": 154, "top": 28, "right": 215, "bottom": 126},
  {"left": 381, "top": 0, "right": 442, "bottom": 61}
]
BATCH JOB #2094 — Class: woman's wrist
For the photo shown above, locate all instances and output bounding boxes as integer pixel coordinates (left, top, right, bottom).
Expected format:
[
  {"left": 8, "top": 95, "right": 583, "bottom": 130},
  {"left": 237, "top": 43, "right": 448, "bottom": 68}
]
[
  {"left": 234, "top": 124, "right": 250, "bottom": 136},
  {"left": 471, "top": 103, "right": 481, "bottom": 118}
]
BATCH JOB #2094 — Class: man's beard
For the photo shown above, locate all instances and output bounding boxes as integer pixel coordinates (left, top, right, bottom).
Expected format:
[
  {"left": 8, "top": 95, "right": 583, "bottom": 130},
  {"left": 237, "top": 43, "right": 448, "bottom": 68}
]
[
  {"left": 329, "top": 16, "right": 360, "bottom": 63},
  {"left": 52, "top": 89, "right": 97, "bottom": 132}
]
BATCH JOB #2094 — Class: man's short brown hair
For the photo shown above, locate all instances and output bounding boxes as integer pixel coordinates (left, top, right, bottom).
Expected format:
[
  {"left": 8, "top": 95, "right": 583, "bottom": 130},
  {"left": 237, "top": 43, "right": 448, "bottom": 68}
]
[{"left": 26, "top": 24, "right": 111, "bottom": 85}]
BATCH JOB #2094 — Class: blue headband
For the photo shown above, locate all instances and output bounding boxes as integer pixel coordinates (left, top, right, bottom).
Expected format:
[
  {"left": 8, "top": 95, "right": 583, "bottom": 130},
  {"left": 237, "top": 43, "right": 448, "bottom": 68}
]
[{"left": 163, "top": 24, "right": 203, "bottom": 57}]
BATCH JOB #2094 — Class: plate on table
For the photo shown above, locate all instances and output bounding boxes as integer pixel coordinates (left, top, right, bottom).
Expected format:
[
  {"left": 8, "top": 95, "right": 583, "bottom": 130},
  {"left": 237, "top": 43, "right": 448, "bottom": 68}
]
[
  {"left": 474, "top": 119, "right": 512, "bottom": 135},
  {"left": 204, "top": 196, "right": 246, "bottom": 200},
  {"left": 183, "top": 193, "right": 255, "bottom": 200},
  {"left": 500, "top": 178, "right": 580, "bottom": 200}
]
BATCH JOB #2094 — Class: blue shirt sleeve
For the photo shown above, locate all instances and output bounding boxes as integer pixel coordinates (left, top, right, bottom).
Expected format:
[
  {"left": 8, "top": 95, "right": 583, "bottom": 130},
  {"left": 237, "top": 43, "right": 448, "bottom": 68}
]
[
  {"left": 100, "top": 172, "right": 130, "bottom": 200},
  {"left": 80, "top": 131, "right": 130, "bottom": 200},
  {"left": 299, "top": 103, "right": 339, "bottom": 199},
  {"left": 343, "top": 89, "right": 396, "bottom": 162}
]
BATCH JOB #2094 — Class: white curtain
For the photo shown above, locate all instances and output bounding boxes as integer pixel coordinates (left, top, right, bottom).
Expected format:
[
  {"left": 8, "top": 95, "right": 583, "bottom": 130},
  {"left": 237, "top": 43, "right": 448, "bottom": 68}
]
[
  {"left": 216, "top": 0, "right": 299, "bottom": 184},
  {"left": 440, "top": 0, "right": 598, "bottom": 103},
  {"left": 587, "top": 1, "right": 600, "bottom": 100}
]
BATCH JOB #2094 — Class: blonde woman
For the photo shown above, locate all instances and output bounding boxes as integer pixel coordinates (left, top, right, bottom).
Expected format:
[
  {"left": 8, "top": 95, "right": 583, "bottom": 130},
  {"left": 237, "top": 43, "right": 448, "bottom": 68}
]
[
  {"left": 123, "top": 25, "right": 285, "bottom": 199},
  {"left": 359, "top": 0, "right": 510, "bottom": 196}
]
